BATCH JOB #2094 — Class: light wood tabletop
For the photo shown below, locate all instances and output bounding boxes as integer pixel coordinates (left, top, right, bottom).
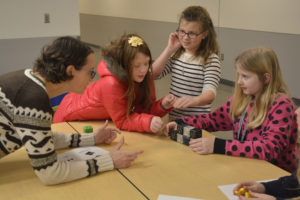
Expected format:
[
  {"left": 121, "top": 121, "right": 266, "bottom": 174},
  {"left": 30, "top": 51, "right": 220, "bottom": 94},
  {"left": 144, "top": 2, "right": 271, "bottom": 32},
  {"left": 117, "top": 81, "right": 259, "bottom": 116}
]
[
  {"left": 68, "top": 120, "right": 290, "bottom": 200},
  {"left": 0, "top": 122, "right": 147, "bottom": 200}
]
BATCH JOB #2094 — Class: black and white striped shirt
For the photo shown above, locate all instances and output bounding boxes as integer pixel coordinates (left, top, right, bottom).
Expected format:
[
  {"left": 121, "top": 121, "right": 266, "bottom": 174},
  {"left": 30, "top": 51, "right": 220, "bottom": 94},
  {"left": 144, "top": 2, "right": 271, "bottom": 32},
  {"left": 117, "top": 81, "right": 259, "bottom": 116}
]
[{"left": 157, "top": 52, "right": 221, "bottom": 118}]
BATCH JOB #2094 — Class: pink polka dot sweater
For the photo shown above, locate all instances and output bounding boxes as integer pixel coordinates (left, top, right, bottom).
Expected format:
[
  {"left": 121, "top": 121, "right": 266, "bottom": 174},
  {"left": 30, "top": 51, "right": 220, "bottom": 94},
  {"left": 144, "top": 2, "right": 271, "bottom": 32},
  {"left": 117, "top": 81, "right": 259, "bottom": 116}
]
[{"left": 179, "top": 94, "right": 298, "bottom": 173}]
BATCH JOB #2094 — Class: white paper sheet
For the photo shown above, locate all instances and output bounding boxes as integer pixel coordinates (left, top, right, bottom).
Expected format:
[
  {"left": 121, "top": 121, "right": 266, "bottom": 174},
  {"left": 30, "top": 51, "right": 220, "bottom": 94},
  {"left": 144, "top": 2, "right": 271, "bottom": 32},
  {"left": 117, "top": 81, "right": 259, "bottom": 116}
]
[
  {"left": 57, "top": 146, "right": 109, "bottom": 162},
  {"left": 218, "top": 183, "right": 239, "bottom": 200},
  {"left": 157, "top": 194, "right": 203, "bottom": 200}
]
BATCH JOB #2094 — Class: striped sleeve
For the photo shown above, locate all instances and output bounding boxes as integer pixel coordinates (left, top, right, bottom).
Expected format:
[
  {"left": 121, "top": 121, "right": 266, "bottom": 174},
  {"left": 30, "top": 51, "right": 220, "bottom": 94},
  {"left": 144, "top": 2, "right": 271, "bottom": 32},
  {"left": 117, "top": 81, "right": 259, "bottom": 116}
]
[
  {"left": 156, "top": 59, "right": 173, "bottom": 79},
  {"left": 52, "top": 131, "right": 95, "bottom": 150},
  {"left": 202, "top": 54, "right": 221, "bottom": 96}
]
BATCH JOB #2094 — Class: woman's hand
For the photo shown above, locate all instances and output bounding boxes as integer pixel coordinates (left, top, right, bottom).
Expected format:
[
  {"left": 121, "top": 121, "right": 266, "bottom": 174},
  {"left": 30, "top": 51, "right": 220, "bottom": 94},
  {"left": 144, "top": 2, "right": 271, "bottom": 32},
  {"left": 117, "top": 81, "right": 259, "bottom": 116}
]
[
  {"left": 237, "top": 191, "right": 275, "bottom": 200},
  {"left": 233, "top": 181, "right": 266, "bottom": 194},
  {"left": 94, "top": 120, "right": 121, "bottom": 145},
  {"left": 110, "top": 136, "right": 144, "bottom": 168}
]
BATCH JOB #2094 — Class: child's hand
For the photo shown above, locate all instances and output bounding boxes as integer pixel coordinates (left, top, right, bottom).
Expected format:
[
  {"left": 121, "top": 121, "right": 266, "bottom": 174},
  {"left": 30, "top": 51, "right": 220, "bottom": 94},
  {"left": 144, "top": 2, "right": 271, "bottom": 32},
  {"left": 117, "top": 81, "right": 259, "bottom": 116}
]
[
  {"left": 163, "top": 122, "right": 177, "bottom": 136},
  {"left": 189, "top": 138, "right": 215, "bottom": 154},
  {"left": 150, "top": 116, "right": 163, "bottom": 133},
  {"left": 167, "top": 32, "right": 181, "bottom": 53},
  {"left": 161, "top": 94, "right": 176, "bottom": 110},
  {"left": 94, "top": 120, "right": 121, "bottom": 145},
  {"left": 173, "top": 96, "right": 196, "bottom": 109}
]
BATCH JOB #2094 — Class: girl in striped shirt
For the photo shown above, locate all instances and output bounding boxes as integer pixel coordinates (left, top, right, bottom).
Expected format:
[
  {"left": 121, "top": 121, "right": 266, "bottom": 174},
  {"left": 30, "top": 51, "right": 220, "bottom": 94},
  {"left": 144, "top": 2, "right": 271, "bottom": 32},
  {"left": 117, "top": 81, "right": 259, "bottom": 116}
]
[{"left": 152, "top": 6, "right": 221, "bottom": 119}]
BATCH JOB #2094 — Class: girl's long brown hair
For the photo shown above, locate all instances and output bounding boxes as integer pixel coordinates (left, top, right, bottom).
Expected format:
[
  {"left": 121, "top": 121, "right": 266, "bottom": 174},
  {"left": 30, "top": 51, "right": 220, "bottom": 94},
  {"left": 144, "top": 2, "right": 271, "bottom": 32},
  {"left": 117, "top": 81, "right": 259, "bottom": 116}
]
[
  {"left": 102, "top": 33, "right": 152, "bottom": 118},
  {"left": 173, "top": 6, "right": 219, "bottom": 63}
]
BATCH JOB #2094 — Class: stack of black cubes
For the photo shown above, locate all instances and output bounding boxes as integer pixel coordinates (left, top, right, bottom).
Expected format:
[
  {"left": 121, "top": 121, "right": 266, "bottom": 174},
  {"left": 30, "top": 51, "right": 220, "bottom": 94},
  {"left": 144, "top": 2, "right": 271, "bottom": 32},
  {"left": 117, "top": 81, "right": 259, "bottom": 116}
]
[{"left": 169, "top": 123, "right": 202, "bottom": 146}]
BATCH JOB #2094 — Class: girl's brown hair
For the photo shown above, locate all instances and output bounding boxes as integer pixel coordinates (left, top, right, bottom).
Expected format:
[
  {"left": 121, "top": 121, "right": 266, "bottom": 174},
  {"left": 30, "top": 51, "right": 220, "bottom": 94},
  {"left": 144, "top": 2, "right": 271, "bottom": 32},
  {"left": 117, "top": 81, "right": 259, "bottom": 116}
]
[
  {"left": 102, "top": 33, "right": 152, "bottom": 118},
  {"left": 173, "top": 6, "right": 219, "bottom": 63}
]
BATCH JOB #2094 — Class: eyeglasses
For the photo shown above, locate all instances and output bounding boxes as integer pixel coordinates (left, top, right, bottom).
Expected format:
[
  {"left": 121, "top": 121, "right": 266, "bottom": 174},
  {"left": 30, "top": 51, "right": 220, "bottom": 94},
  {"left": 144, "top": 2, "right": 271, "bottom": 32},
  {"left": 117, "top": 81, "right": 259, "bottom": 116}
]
[
  {"left": 81, "top": 68, "right": 96, "bottom": 79},
  {"left": 176, "top": 29, "right": 204, "bottom": 39}
]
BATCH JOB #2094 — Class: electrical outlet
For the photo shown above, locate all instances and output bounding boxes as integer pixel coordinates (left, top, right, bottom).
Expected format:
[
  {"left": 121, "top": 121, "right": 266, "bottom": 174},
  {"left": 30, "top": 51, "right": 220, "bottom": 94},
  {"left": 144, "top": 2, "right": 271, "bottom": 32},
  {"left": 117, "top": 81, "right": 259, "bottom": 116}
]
[
  {"left": 220, "top": 53, "right": 224, "bottom": 61},
  {"left": 44, "top": 13, "right": 50, "bottom": 23}
]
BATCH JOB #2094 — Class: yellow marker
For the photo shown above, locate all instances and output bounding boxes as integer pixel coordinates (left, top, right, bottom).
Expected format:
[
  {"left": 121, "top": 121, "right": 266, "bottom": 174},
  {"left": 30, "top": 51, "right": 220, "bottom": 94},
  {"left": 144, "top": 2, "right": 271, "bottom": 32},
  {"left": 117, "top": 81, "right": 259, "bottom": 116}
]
[
  {"left": 245, "top": 192, "right": 252, "bottom": 198},
  {"left": 239, "top": 187, "right": 246, "bottom": 195},
  {"left": 234, "top": 187, "right": 252, "bottom": 198}
]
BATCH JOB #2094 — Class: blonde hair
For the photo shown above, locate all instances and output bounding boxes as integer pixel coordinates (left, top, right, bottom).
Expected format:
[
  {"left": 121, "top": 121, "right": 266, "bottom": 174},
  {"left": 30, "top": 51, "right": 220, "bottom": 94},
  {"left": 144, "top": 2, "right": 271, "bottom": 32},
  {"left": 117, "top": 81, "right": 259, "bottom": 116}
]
[{"left": 230, "top": 47, "right": 290, "bottom": 129}]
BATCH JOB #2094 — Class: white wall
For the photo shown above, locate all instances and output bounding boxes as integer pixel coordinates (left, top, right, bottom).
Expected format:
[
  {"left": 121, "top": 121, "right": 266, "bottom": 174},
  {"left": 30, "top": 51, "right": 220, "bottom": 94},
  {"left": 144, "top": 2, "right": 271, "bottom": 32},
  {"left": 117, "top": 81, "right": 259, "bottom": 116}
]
[{"left": 0, "top": 0, "right": 80, "bottom": 39}]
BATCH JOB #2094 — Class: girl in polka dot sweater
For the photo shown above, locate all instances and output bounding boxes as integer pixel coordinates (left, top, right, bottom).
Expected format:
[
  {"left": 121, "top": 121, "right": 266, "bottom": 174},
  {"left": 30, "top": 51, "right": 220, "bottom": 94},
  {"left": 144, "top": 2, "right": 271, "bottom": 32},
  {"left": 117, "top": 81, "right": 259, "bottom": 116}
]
[{"left": 165, "top": 47, "right": 298, "bottom": 173}]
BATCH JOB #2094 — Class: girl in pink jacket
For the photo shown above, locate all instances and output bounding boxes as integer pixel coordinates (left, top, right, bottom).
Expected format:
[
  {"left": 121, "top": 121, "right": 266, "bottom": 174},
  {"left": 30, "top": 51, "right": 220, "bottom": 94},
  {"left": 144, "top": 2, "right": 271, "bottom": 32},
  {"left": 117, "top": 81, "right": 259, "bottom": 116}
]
[
  {"left": 165, "top": 47, "right": 298, "bottom": 173},
  {"left": 54, "top": 34, "right": 175, "bottom": 133}
]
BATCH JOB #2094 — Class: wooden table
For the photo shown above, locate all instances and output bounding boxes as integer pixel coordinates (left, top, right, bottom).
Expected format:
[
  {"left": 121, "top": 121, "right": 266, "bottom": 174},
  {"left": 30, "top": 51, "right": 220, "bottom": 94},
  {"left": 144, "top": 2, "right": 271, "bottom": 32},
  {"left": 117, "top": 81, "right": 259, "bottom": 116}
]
[
  {"left": 68, "top": 121, "right": 290, "bottom": 200},
  {"left": 0, "top": 122, "right": 146, "bottom": 200}
]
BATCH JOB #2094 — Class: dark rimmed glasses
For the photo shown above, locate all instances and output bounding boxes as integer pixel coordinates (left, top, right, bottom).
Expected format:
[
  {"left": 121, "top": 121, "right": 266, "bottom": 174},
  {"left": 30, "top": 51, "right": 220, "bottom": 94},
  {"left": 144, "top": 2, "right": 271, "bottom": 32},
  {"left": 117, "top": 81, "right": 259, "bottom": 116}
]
[
  {"left": 82, "top": 68, "right": 96, "bottom": 79},
  {"left": 176, "top": 29, "right": 205, "bottom": 39}
]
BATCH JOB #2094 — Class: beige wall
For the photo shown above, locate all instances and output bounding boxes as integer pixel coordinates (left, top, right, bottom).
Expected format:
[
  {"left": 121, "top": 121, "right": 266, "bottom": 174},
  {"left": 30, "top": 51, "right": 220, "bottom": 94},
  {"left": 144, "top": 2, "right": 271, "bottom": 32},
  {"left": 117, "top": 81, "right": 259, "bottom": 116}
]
[
  {"left": 79, "top": 0, "right": 300, "bottom": 35},
  {"left": 79, "top": 0, "right": 220, "bottom": 25},
  {"left": 0, "top": 0, "right": 80, "bottom": 75},
  {"left": 219, "top": 0, "right": 300, "bottom": 34},
  {"left": 0, "top": 0, "right": 80, "bottom": 39}
]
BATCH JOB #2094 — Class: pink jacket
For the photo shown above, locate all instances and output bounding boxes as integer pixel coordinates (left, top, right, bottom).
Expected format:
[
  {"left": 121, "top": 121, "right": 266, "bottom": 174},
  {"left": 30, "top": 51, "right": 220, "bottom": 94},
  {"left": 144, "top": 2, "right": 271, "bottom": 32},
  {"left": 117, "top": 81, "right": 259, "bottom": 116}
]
[
  {"left": 53, "top": 59, "right": 170, "bottom": 133},
  {"left": 181, "top": 94, "right": 298, "bottom": 173}
]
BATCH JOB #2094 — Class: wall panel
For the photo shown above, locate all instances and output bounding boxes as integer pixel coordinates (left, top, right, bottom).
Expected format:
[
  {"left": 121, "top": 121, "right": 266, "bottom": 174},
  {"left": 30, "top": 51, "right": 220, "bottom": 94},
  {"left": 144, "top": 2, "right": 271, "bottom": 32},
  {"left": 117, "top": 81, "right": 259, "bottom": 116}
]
[
  {"left": 219, "top": 0, "right": 300, "bottom": 34},
  {"left": 0, "top": 0, "right": 79, "bottom": 39}
]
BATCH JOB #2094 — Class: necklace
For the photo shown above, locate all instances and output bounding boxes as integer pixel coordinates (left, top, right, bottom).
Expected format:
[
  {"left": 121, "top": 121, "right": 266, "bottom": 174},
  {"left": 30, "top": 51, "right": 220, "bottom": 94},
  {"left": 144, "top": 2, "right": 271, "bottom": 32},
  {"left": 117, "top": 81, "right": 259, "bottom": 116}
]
[{"left": 237, "top": 107, "right": 249, "bottom": 142}]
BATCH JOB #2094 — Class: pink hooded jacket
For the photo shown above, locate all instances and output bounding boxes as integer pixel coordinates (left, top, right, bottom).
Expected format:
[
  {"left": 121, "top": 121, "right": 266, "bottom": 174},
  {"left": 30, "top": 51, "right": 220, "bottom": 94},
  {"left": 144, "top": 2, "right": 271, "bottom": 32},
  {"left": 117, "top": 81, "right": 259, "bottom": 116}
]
[{"left": 53, "top": 59, "right": 170, "bottom": 133}]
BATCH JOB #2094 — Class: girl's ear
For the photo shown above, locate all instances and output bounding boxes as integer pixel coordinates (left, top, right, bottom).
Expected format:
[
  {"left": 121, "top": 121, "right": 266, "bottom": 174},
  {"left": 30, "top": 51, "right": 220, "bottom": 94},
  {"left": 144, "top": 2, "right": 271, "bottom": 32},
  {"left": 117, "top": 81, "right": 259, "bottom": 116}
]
[
  {"left": 202, "top": 30, "right": 209, "bottom": 39},
  {"left": 66, "top": 65, "right": 75, "bottom": 76},
  {"left": 264, "top": 73, "right": 271, "bottom": 84}
]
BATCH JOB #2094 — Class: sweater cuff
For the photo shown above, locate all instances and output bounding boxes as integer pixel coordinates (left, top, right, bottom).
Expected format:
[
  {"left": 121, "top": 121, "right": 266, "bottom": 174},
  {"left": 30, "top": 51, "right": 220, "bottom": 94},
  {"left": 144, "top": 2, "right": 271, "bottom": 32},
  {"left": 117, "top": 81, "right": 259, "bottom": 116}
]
[
  {"left": 213, "top": 138, "right": 226, "bottom": 154},
  {"left": 160, "top": 100, "right": 172, "bottom": 112},
  {"left": 79, "top": 133, "right": 95, "bottom": 146},
  {"left": 174, "top": 119, "right": 185, "bottom": 125},
  {"left": 261, "top": 182, "right": 271, "bottom": 195},
  {"left": 96, "top": 154, "right": 114, "bottom": 172}
]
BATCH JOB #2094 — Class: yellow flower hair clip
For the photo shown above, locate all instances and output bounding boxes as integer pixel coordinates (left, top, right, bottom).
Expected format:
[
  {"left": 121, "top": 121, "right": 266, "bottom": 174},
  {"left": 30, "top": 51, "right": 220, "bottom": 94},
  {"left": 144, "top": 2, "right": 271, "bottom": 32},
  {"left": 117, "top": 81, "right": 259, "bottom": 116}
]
[{"left": 128, "top": 36, "right": 143, "bottom": 47}]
